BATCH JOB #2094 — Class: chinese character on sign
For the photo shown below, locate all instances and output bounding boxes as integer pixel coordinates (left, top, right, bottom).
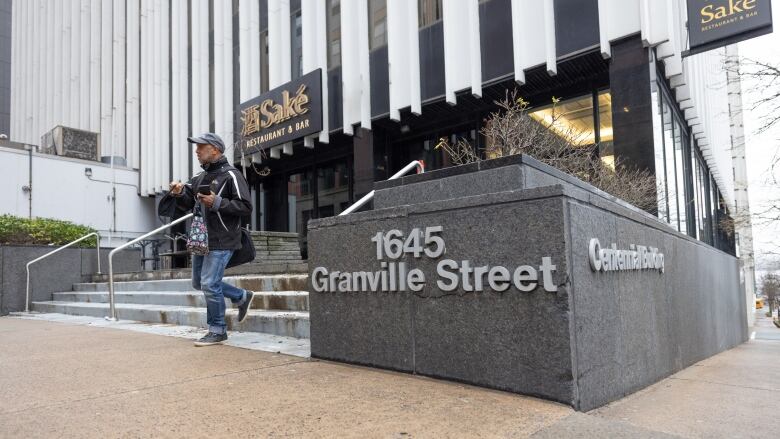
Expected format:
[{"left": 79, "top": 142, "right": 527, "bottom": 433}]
[{"left": 241, "top": 105, "right": 261, "bottom": 137}]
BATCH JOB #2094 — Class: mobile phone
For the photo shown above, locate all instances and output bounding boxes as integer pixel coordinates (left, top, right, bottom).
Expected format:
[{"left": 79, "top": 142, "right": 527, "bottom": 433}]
[{"left": 197, "top": 185, "right": 211, "bottom": 195}]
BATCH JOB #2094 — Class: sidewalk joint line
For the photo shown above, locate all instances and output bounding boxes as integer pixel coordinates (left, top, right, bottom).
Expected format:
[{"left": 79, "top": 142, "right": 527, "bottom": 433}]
[{"left": 1, "top": 359, "right": 315, "bottom": 416}]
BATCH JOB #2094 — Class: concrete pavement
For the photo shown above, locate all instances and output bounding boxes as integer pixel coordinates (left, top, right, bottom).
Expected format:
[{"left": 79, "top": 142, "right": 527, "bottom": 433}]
[{"left": 1, "top": 310, "right": 778, "bottom": 438}]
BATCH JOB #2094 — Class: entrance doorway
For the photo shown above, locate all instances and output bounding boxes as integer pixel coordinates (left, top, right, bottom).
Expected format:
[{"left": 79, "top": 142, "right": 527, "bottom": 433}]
[{"left": 255, "top": 158, "right": 353, "bottom": 257}]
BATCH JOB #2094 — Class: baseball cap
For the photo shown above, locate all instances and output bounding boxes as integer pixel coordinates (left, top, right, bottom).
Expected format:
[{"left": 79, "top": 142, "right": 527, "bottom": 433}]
[{"left": 187, "top": 132, "right": 225, "bottom": 153}]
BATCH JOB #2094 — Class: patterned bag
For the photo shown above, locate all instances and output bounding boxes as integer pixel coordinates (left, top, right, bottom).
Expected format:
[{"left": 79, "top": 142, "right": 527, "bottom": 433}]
[{"left": 187, "top": 206, "right": 209, "bottom": 255}]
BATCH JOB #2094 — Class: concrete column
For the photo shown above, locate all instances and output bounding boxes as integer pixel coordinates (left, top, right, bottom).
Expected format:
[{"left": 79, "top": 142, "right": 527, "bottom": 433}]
[
  {"left": 100, "top": 0, "right": 113, "bottom": 158},
  {"left": 79, "top": 0, "right": 90, "bottom": 130},
  {"left": 112, "top": 0, "right": 127, "bottom": 160},
  {"left": 127, "top": 0, "right": 141, "bottom": 170},
  {"left": 511, "top": 0, "right": 556, "bottom": 84},
  {"left": 387, "top": 0, "right": 420, "bottom": 121},
  {"left": 89, "top": 0, "right": 101, "bottom": 133}
]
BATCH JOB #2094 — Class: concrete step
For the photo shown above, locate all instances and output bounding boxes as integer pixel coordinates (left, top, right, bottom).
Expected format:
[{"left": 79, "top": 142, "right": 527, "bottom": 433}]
[
  {"left": 89, "top": 261, "right": 309, "bottom": 283},
  {"left": 51, "top": 290, "right": 309, "bottom": 311},
  {"left": 74, "top": 274, "right": 309, "bottom": 293},
  {"left": 30, "top": 301, "right": 310, "bottom": 338}
]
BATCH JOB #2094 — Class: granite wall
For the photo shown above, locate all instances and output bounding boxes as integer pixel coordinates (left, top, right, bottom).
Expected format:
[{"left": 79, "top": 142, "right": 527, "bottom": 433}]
[
  {"left": 0, "top": 245, "right": 140, "bottom": 315},
  {"left": 307, "top": 156, "right": 747, "bottom": 411}
]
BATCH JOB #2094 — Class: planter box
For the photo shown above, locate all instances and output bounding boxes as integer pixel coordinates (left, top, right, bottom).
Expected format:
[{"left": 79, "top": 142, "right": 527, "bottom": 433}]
[
  {"left": 0, "top": 245, "right": 140, "bottom": 315},
  {"left": 307, "top": 154, "right": 747, "bottom": 411}
]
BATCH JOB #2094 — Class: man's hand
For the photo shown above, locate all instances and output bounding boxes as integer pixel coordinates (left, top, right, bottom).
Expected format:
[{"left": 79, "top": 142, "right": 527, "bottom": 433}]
[
  {"left": 197, "top": 192, "right": 216, "bottom": 209},
  {"left": 169, "top": 181, "right": 184, "bottom": 195}
]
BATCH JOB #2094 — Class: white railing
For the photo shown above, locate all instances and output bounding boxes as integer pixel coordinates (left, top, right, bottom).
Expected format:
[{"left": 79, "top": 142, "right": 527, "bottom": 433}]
[
  {"left": 26, "top": 232, "right": 101, "bottom": 313},
  {"left": 340, "top": 160, "right": 425, "bottom": 216},
  {"left": 106, "top": 213, "right": 194, "bottom": 320}
]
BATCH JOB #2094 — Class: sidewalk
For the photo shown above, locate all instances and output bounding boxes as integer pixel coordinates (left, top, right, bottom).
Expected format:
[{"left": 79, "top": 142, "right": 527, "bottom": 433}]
[{"left": 1, "top": 311, "right": 778, "bottom": 438}]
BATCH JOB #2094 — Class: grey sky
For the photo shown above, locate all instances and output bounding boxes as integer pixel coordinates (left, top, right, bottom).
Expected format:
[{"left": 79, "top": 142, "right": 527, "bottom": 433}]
[{"left": 738, "top": 0, "right": 780, "bottom": 269}]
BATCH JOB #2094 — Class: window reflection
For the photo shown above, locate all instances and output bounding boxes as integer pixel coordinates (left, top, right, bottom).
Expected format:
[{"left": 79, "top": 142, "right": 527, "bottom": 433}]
[
  {"left": 288, "top": 170, "right": 314, "bottom": 245},
  {"left": 260, "top": 30, "right": 269, "bottom": 92},
  {"left": 292, "top": 10, "right": 302, "bottom": 79},
  {"left": 327, "top": 0, "right": 341, "bottom": 68},
  {"left": 419, "top": 0, "right": 442, "bottom": 28},
  {"left": 673, "top": 119, "right": 687, "bottom": 234},
  {"left": 597, "top": 91, "right": 614, "bottom": 169},
  {"left": 529, "top": 94, "right": 595, "bottom": 147},
  {"left": 369, "top": 0, "right": 387, "bottom": 49},
  {"left": 651, "top": 85, "right": 668, "bottom": 222},
  {"left": 317, "top": 161, "right": 350, "bottom": 218},
  {"left": 662, "top": 99, "right": 679, "bottom": 231}
]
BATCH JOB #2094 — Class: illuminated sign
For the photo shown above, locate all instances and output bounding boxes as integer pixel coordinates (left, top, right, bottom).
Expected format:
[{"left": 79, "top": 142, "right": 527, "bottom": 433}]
[
  {"left": 685, "top": 0, "right": 773, "bottom": 56},
  {"left": 239, "top": 68, "right": 323, "bottom": 153}
]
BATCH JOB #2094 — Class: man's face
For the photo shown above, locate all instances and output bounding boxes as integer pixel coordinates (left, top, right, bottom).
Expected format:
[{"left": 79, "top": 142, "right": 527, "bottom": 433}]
[{"left": 195, "top": 143, "right": 221, "bottom": 164}]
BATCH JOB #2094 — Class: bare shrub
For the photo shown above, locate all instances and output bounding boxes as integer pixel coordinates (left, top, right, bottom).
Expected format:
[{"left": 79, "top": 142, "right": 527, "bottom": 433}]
[{"left": 436, "top": 90, "right": 659, "bottom": 212}]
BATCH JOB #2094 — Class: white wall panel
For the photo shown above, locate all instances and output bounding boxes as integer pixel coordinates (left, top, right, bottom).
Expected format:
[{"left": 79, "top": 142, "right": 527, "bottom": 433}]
[
  {"left": 340, "top": 0, "right": 370, "bottom": 135},
  {"left": 239, "top": 0, "right": 251, "bottom": 102},
  {"left": 171, "top": 0, "right": 188, "bottom": 181},
  {"left": 126, "top": 0, "right": 140, "bottom": 170},
  {"left": 358, "top": 0, "right": 371, "bottom": 129},
  {"left": 302, "top": 0, "right": 330, "bottom": 146},
  {"left": 597, "top": 0, "right": 640, "bottom": 58},
  {"left": 153, "top": 0, "right": 162, "bottom": 192},
  {"left": 43, "top": 1, "right": 52, "bottom": 134},
  {"left": 31, "top": 0, "right": 42, "bottom": 142},
  {"left": 512, "top": 0, "right": 556, "bottom": 84},
  {"left": 249, "top": 0, "right": 261, "bottom": 98},
  {"left": 190, "top": 0, "right": 210, "bottom": 173},
  {"left": 100, "top": 0, "right": 113, "bottom": 159},
  {"left": 639, "top": 0, "right": 669, "bottom": 47},
  {"left": 443, "top": 0, "right": 481, "bottom": 104},
  {"left": 79, "top": 0, "right": 90, "bottom": 130},
  {"left": 161, "top": 0, "right": 171, "bottom": 185},
  {"left": 70, "top": 0, "right": 80, "bottom": 129},
  {"left": 9, "top": 0, "right": 17, "bottom": 137},
  {"left": 0, "top": 147, "right": 156, "bottom": 241},
  {"left": 89, "top": 0, "right": 101, "bottom": 133},
  {"left": 268, "top": 0, "right": 292, "bottom": 155},
  {"left": 213, "top": 1, "right": 234, "bottom": 164},
  {"left": 386, "top": 0, "right": 421, "bottom": 120},
  {"left": 112, "top": 0, "right": 127, "bottom": 161},
  {"left": 140, "top": 0, "right": 152, "bottom": 195},
  {"left": 61, "top": 0, "right": 72, "bottom": 129}
]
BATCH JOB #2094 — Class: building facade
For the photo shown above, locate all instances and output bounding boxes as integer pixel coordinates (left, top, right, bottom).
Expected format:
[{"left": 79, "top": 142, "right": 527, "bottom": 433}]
[
  {"left": 0, "top": 0, "right": 10, "bottom": 137},
  {"left": 9, "top": 0, "right": 747, "bottom": 258}
]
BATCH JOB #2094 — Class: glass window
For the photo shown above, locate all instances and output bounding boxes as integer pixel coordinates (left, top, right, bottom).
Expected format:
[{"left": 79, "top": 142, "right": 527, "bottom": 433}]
[
  {"left": 327, "top": 0, "right": 341, "bottom": 68},
  {"left": 596, "top": 91, "right": 614, "bottom": 169},
  {"left": 292, "top": 10, "right": 303, "bottom": 79},
  {"left": 699, "top": 155, "right": 711, "bottom": 243},
  {"left": 369, "top": 0, "right": 387, "bottom": 49},
  {"left": 651, "top": 84, "right": 668, "bottom": 222},
  {"left": 260, "top": 30, "right": 269, "bottom": 92},
  {"left": 662, "top": 98, "right": 679, "bottom": 231},
  {"left": 528, "top": 94, "right": 596, "bottom": 147},
  {"left": 317, "top": 161, "right": 350, "bottom": 218},
  {"left": 673, "top": 119, "right": 687, "bottom": 234},
  {"left": 692, "top": 150, "right": 702, "bottom": 240},
  {"left": 288, "top": 170, "right": 314, "bottom": 244},
  {"left": 419, "top": 0, "right": 442, "bottom": 28}
]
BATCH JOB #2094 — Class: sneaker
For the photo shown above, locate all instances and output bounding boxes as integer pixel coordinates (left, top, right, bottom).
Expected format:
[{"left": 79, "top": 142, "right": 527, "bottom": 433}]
[
  {"left": 194, "top": 332, "right": 227, "bottom": 347},
  {"left": 238, "top": 290, "right": 255, "bottom": 323}
]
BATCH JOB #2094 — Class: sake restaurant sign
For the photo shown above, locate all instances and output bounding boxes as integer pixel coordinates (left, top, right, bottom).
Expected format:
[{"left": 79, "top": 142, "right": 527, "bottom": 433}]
[
  {"left": 685, "top": 0, "right": 773, "bottom": 57},
  {"left": 239, "top": 68, "right": 323, "bottom": 153}
]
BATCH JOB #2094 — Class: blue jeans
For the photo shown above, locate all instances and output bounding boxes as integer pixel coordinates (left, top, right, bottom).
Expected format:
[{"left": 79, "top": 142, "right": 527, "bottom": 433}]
[{"left": 192, "top": 250, "right": 248, "bottom": 335}]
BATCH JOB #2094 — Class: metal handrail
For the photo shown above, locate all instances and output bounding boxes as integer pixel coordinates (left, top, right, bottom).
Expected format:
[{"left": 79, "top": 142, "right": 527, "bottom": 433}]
[
  {"left": 340, "top": 160, "right": 424, "bottom": 216},
  {"left": 106, "top": 213, "right": 194, "bottom": 320},
  {"left": 26, "top": 232, "right": 101, "bottom": 313}
]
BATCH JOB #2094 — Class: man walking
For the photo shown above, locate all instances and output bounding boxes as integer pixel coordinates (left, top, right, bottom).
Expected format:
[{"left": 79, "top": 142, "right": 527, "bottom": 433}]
[{"left": 169, "top": 132, "right": 254, "bottom": 346}]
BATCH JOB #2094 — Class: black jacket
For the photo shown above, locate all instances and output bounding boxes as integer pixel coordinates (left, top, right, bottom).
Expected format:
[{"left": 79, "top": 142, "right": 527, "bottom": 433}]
[{"left": 172, "top": 156, "right": 252, "bottom": 250}]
